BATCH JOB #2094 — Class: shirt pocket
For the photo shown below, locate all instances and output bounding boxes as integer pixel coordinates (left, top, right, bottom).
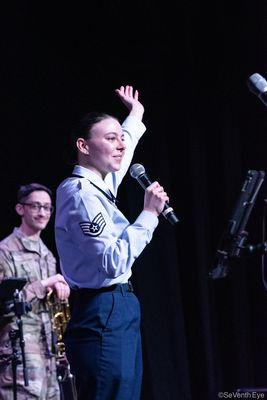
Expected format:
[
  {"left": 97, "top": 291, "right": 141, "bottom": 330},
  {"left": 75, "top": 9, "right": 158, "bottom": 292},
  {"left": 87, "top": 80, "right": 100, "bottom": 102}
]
[{"left": 11, "top": 252, "right": 41, "bottom": 282}]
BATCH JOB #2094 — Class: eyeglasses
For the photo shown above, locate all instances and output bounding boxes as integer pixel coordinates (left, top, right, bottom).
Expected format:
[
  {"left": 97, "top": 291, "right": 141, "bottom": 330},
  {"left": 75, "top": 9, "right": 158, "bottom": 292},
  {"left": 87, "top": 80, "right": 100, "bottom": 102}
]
[{"left": 20, "top": 202, "right": 54, "bottom": 214}]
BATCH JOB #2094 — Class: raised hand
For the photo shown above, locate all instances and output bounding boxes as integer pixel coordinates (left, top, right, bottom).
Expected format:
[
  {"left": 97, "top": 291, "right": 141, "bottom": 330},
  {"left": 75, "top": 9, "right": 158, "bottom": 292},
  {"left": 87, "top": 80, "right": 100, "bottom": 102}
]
[{"left": 115, "top": 85, "right": 144, "bottom": 120}]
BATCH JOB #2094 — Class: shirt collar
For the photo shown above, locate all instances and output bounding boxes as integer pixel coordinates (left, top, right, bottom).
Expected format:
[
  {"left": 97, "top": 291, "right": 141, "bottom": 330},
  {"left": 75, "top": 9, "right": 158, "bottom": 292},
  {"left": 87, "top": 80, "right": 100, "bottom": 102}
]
[
  {"left": 13, "top": 227, "right": 48, "bottom": 256},
  {"left": 73, "top": 165, "right": 114, "bottom": 196}
]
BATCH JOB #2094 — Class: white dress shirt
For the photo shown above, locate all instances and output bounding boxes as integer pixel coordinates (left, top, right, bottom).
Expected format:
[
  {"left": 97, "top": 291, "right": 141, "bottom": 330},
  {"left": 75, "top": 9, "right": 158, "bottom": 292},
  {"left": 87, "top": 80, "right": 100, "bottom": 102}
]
[{"left": 55, "top": 116, "right": 158, "bottom": 289}]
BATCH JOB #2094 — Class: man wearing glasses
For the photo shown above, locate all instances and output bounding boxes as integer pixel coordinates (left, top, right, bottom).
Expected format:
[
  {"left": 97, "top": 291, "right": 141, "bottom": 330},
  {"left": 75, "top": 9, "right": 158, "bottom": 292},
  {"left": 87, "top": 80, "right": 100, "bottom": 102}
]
[{"left": 0, "top": 183, "right": 70, "bottom": 399}]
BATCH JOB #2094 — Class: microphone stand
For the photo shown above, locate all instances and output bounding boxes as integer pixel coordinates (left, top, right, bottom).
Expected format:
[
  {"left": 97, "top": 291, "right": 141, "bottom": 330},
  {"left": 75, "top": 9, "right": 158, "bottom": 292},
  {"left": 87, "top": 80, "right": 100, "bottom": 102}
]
[
  {"left": 9, "top": 329, "right": 21, "bottom": 400},
  {"left": 9, "top": 289, "right": 30, "bottom": 400},
  {"left": 209, "top": 170, "right": 265, "bottom": 279},
  {"left": 13, "top": 289, "right": 29, "bottom": 389},
  {"left": 0, "top": 284, "right": 31, "bottom": 400}
]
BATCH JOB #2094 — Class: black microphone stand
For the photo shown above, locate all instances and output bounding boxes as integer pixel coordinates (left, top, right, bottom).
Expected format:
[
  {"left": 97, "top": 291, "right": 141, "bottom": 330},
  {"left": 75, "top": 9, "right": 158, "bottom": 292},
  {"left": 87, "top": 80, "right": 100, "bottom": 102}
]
[
  {"left": 13, "top": 290, "right": 30, "bottom": 393},
  {"left": 0, "top": 279, "right": 31, "bottom": 400},
  {"left": 9, "top": 329, "right": 21, "bottom": 400},
  {"left": 209, "top": 170, "right": 265, "bottom": 279}
]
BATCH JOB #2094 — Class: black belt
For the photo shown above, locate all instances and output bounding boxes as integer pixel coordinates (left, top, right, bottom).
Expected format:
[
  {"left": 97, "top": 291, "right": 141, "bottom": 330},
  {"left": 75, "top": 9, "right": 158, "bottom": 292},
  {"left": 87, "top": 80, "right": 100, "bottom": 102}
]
[{"left": 71, "top": 281, "right": 134, "bottom": 295}]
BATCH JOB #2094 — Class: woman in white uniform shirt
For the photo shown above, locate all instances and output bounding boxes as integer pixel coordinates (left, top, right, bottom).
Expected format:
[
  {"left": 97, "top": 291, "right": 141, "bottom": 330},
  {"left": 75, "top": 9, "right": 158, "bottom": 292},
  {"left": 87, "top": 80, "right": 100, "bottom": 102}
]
[{"left": 55, "top": 86, "right": 169, "bottom": 400}]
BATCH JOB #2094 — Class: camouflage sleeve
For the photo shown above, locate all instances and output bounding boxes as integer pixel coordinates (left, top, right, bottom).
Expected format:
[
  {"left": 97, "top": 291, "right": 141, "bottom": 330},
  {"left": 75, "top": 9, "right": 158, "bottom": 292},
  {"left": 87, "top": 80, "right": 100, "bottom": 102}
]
[
  {"left": 46, "top": 250, "right": 57, "bottom": 277},
  {"left": 0, "top": 249, "right": 14, "bottom": 282},
  {"left": 23, "top": 281, "right": 47, "bottom": 302},
  {"left": 24, "top": 250, "right": 57, "bottom": 302}
]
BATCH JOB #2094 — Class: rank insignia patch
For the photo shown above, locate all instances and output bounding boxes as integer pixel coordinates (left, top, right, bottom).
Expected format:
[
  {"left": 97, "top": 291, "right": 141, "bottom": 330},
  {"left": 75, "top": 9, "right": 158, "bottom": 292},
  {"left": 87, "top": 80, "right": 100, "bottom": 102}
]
[{"left": 79, "top": 213, "right": 106, "bottom": 237}]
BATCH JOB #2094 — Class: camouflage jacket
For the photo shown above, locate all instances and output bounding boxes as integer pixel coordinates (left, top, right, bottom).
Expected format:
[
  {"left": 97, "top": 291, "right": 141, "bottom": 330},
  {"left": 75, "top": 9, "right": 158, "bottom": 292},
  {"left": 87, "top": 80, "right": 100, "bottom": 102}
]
[{"left": 0, "top": 228, "right": 57, "bottom": 358}]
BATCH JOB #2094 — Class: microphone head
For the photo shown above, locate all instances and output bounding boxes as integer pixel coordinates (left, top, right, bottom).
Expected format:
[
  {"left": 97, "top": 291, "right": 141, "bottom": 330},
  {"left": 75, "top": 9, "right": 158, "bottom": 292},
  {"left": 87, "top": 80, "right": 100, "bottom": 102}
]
[
  {"left": 247, "top": 73, "right": 267, "bottom": 96},
  {"left": 130, "top": 163, "right": 145, "bottom": 179}
]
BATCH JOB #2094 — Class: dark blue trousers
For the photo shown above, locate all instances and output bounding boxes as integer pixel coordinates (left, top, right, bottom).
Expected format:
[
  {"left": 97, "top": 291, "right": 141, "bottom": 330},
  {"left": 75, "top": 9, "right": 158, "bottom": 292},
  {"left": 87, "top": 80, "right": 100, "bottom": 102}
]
[{"left": 64, "top": 283, "right": 142, "bottom": 400}]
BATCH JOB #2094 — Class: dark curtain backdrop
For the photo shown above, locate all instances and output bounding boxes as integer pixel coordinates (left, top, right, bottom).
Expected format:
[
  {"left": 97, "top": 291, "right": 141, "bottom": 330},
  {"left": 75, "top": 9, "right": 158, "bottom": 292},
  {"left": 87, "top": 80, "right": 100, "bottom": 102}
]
[{"left": 1, "top": 2, "right": 267, "bottom": 399}]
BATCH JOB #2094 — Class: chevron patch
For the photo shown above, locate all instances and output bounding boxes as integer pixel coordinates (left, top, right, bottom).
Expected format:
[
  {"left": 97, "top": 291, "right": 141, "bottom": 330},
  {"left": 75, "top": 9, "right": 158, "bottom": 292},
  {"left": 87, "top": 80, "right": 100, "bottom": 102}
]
[{"left": 79, "top": 213, "right": 106, "bottom": 237}]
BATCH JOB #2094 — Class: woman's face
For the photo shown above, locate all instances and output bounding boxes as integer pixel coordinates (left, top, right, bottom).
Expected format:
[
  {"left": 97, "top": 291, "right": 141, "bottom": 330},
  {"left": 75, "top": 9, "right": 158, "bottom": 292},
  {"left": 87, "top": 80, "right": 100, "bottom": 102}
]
[{"left": 86, "top": 117, "right": 126, "bottom": 178}]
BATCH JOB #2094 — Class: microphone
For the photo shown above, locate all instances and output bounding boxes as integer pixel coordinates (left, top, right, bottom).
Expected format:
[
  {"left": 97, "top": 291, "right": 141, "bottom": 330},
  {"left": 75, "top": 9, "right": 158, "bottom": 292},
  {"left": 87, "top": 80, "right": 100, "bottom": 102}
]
[
  {"left": 247, "top": 73, "right": 267, "bottom": 106},
  {"left": 129, "top": 163, "right": 179, "bottom": 226}
]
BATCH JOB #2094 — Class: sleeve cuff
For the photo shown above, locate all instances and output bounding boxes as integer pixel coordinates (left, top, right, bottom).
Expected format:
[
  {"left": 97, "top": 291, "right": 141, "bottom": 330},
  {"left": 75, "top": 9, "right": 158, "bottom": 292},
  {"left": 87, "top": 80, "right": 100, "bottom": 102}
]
[
  {"left": 134, "top": 210, "right": 159, "bottom": 232},
  {"left": 122, "top": 116, "right": 146, "bottom": 140}
]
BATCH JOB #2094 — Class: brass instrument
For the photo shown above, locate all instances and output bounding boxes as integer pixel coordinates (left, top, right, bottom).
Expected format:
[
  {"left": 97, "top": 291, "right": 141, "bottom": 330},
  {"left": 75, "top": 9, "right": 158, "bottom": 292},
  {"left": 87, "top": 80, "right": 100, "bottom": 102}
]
[
  {"left": 47, "top": 290, "right": 70, "bottom": 358},
  {"left": 47, "top": 290, "right": 77, "bottom": 400}
]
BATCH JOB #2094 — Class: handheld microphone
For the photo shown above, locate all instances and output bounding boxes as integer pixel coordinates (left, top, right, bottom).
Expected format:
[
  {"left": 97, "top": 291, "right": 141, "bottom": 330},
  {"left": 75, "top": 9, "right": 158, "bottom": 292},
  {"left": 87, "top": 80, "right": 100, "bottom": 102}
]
[
  {"left": 247, "top": 73, "right": 267, "bottom": 106},
  {"left": 129, "top": 163, "right": 179, "bottom": 226}
]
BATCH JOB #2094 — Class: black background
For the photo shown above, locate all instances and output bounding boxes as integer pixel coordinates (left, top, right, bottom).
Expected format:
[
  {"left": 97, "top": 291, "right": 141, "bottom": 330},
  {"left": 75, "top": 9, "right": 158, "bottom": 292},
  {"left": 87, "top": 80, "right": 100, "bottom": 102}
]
[{"left": 1, "top": 2, "right": 267, "bottom": 399}]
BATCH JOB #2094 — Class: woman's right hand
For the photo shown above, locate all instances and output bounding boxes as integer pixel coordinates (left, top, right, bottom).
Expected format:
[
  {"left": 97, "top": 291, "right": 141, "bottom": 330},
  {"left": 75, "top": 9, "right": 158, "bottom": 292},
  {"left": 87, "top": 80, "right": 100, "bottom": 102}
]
[
  {"left": 115, "top": 85, "right": 144, "bottom": 120},
  {"left": 143, "top": 181, "right": 169, "bottom": 216}
]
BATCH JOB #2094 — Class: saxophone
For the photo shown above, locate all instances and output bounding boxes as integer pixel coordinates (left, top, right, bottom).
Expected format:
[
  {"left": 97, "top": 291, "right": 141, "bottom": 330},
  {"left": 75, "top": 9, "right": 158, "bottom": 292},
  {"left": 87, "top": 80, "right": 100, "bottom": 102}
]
[
  {"left": 47, "top": 291, "right": 77, "bottom": 400},
  {"left": 47, "top": 290, "right": 70, "bottom": 358}
]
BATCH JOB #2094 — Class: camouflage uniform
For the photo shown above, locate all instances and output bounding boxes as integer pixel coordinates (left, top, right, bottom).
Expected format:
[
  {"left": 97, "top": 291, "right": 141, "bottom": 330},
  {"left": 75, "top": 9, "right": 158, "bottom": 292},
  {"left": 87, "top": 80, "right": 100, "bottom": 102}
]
[{"left": 0, "top": 228, "right": 60, "bottom": 399}]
